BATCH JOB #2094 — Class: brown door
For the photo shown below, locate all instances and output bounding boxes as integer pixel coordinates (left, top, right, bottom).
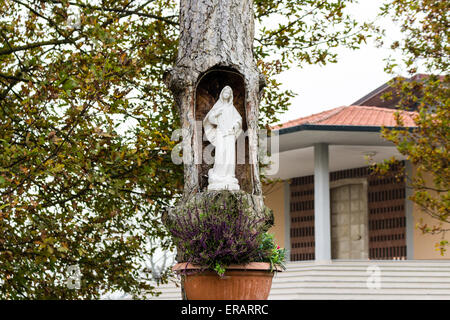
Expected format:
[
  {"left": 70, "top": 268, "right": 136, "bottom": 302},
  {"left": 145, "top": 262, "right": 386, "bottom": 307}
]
[{"left": 331, "top": 184, "right": 368, "bottom": 259}]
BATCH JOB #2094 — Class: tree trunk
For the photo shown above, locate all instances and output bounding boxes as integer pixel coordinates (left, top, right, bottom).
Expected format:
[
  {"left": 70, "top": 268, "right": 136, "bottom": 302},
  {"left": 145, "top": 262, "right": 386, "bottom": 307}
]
[{"left": 165, "top": 0, "right": 265, "bottom": 198}]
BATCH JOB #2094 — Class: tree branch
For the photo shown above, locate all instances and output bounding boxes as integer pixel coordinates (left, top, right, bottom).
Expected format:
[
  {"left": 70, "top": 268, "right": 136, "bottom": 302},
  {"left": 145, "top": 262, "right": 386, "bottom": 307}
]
[{"left": 0, "top": 38, "right": 79, "bottom": 56}]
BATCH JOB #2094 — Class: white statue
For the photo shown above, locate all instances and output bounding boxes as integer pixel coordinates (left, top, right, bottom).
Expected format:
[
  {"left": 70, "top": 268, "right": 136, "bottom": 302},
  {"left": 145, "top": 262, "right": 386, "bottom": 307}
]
[{"left": 203, "top": 86, "right": 242, "bottom": 191}]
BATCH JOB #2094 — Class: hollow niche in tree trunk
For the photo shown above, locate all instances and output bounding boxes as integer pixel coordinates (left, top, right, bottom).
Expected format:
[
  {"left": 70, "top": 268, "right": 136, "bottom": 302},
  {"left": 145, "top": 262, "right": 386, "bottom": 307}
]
[{"left": 196, "top": 69, "right": 252, "bottom": 193}]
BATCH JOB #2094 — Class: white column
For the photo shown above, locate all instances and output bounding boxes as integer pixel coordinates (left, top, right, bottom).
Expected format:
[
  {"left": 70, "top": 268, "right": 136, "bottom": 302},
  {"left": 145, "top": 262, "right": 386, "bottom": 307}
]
[
  {"left": 284, "top": 180, "right": 291, "bottom": 262},
  {"left": 405, "top": 160, "right": 415, "bottom": 260},
  {"left": 314, "top": 143, "right": 331, "bottom": 261}
]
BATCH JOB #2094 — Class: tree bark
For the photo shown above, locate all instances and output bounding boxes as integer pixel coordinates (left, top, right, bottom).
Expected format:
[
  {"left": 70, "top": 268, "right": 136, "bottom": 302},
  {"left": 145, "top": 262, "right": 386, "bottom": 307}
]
[
  {"left": 164, "top": 0, "right": 270, "bottom": 301},
  {"left": 165, "top": 0, "right": 265, "bottom": 198}
]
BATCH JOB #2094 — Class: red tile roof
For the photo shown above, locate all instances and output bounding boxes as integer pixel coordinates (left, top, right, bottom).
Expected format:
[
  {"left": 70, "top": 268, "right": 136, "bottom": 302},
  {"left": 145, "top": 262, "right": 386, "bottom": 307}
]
[{"left": 275, "top": 105, "right": 418, "bottom": 130}]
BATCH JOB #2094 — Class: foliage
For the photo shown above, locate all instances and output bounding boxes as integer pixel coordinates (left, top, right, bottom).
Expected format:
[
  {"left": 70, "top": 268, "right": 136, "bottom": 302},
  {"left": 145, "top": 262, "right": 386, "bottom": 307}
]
[
  {"left": 167, "top": 192, "right": 284, "bottom": 277},
  {"left": 376, "top": 0, "right": 449, "bottom": 254},
  {"left": 168, "top": 193, "right": 264, "bottom": 276},
  {"left": 379, "top": 0, "right": 448, "bottom": 74},
  {"left": 0, "top": 0, "right": 372, "bottom": 298},
  {"left": 0, "top": 0, "right": 181, "bottom": 299},
  {"left": 256, "top": 232, "right": 286, "bottom": 272}
]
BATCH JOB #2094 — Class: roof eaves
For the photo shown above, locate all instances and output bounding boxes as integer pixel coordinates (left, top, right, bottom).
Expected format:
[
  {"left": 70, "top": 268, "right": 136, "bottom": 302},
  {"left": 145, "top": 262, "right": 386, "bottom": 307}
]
[{"left": 277, "top": 123, "right": 416, "bottom": 135}]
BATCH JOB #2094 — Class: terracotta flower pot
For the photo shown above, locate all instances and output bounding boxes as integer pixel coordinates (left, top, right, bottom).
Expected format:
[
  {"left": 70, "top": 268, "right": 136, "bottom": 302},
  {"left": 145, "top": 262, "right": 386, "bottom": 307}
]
[{"left": 172, "top": 262, "right": 281, "bottom": 300}]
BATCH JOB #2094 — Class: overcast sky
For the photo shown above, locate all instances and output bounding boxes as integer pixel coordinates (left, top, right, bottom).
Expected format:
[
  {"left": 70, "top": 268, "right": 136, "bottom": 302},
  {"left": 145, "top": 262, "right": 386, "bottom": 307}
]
[{"left": 274, "top": 1, "right": 403, "bottom": 125}]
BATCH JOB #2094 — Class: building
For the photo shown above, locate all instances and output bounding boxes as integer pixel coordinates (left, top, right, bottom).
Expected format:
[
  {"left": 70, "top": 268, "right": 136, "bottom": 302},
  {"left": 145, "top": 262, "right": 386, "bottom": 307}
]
[{"left": 265, "top": 77, "right": 449, "bottom": 262}]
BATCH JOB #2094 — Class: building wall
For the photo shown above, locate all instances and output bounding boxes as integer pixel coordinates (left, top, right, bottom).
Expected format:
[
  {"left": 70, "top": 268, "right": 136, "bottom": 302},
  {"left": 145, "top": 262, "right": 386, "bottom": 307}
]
[
  {"left": 263, "top": 164, "right": 450, "bottom": 260},
  {"left": 263, "top": 181, "right": 285, "bottom": 249},
  {"left": 412, "top": 164, "right": 450, "bottom": 259}
]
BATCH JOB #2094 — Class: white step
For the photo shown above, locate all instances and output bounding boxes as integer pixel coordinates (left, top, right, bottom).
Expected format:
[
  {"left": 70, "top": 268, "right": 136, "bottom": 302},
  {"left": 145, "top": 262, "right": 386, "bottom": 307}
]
[
  {"left": 269, "top": 286, "right": 450, "bottom": 294},
  {"left": 271, "top": 281, "right": 450, "bottom": 289},
  {"left": 278, "top": 265, "right": 450, "bottom": 269},
  {"left": 272, "top": 277, "right": 450, "bottom": 284}
]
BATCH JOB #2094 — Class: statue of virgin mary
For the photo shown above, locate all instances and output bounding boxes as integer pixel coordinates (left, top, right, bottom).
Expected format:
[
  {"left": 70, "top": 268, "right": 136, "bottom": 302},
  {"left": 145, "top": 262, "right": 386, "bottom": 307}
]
[{"left": 203, "top": 86, "right": 242, "bottom": 191}]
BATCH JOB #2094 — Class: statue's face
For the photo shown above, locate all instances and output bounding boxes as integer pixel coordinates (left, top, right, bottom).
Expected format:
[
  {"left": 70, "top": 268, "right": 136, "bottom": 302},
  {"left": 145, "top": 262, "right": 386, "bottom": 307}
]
[{"left": 222, "top": 87, "right": 232, "bottom": 101}]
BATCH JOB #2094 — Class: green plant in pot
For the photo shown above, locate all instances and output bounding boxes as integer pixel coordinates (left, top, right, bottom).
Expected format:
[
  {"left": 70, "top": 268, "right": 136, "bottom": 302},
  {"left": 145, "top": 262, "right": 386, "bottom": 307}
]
[{"left": 167, "top": 191, "right": 286, "bottom": 300}]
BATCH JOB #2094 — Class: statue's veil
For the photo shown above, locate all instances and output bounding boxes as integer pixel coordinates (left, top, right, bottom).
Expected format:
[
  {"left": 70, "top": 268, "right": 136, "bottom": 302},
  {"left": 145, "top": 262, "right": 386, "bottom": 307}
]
[{"left": 203, "top": 86, "right": 242, "bottom": 146}]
